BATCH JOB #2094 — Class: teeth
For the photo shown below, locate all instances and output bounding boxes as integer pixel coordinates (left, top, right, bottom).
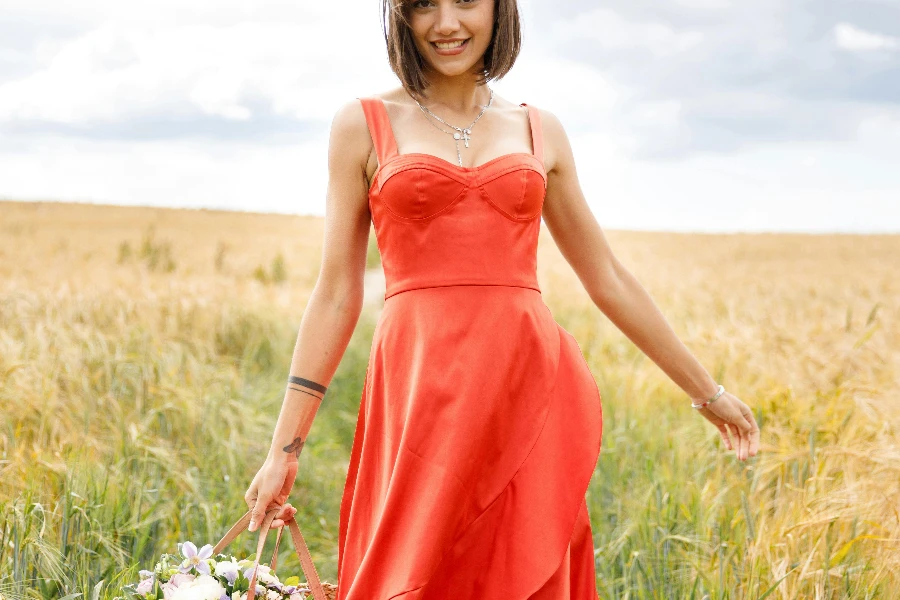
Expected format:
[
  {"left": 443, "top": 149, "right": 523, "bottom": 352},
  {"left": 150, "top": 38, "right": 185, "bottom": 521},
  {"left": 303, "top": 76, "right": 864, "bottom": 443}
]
[{"left": 434, "top": 39, "right": 466, "bottom": 49}]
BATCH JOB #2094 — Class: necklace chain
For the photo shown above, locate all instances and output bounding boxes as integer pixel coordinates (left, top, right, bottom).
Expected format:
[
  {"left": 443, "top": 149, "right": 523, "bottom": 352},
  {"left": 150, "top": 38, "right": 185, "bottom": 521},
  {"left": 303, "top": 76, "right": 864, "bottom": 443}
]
[{"left": 410, "top": 87, "right": 495, "bottom": 167}]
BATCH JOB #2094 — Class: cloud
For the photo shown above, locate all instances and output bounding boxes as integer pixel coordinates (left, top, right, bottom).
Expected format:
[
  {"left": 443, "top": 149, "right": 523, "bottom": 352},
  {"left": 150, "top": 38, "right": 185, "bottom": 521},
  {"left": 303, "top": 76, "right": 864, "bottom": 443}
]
[
  {"left": 834, "top": 22, "right": 900, "bottom": 52},
  {"left": 558, "top": 8, "right": 704, "bottom": 56},
  {"left": 535, "top": 0, "right": 900, "bottom": 158},
  {"left": 3, "top": 0, "right": 899, "bottom": 157},
  {"left": 1, "top": 0, "right": 899, "bottom": 231},
  {"left": 0, "top": 5, "right": 387, "bottom": 141}
]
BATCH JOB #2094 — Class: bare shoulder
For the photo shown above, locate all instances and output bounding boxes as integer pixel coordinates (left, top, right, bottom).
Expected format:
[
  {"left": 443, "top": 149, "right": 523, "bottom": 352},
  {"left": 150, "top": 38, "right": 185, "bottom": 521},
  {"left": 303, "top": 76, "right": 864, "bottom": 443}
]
[
  {"left": 328, "top": 98, "right": 372, "bottom": 160},
  {"left": 326, "top": 97, "right": 382, "bottom": 191},
  {"left": 529, "top": 106, "right": 574, "bottom": 178}
]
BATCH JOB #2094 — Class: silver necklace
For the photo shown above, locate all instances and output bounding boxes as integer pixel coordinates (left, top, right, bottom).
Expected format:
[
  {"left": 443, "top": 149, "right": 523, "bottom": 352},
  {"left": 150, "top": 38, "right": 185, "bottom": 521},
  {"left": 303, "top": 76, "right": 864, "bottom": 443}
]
[{"left": 411, "top": 87, "right": 495, "bottom": 166}]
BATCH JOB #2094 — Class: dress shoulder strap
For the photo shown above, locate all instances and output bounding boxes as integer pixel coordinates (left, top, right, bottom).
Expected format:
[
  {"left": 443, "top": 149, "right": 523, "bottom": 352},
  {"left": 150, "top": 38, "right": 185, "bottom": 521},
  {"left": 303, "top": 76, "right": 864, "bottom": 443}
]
[
  {"left": 357, "top": 96, "right": 399, "bottom": 165},
  {"left": 519, "top": 103, "right": 544, "bottom": 166}
]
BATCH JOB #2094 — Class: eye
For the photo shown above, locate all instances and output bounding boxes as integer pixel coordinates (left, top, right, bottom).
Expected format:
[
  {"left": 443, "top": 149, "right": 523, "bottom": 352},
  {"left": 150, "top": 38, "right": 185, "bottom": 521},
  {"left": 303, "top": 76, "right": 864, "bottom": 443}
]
[{"left": 412, "top": 0, "right": 477, "bottom": 8}]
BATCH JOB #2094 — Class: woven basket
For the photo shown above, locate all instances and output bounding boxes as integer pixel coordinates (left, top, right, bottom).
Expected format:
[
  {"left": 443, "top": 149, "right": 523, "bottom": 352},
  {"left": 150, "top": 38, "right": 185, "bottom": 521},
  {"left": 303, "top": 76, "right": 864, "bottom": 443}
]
[{"left": 213, "top": 508, "right": 339, "bottom": 600}]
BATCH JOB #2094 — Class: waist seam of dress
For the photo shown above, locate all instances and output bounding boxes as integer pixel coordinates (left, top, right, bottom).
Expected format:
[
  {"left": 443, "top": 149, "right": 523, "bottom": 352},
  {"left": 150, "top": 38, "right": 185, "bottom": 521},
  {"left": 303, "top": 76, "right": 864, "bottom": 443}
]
[{"left": 385, "top": 282, "right": 542, "bottom": 299}]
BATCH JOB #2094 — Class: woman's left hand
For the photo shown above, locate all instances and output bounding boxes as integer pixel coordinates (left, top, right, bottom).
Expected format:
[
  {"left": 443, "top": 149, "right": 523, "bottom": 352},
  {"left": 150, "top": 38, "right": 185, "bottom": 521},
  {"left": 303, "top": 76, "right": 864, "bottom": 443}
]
[{"left": 694, "top": 391, "right": 761, "bottom": 461}]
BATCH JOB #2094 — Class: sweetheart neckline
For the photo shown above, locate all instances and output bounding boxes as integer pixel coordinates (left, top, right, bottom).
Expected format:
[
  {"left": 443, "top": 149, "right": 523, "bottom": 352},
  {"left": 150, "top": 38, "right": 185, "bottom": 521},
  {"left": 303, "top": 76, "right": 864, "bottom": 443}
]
[{"left": 368, "top": 151, "right": 545, "bottom": 194}]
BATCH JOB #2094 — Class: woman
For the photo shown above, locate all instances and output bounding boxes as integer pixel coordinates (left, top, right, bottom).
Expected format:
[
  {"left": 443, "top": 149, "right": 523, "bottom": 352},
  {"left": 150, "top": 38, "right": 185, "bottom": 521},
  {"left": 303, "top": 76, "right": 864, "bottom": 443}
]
[{"left": 244, "top": 0, "right": 761, "bottom": 597}]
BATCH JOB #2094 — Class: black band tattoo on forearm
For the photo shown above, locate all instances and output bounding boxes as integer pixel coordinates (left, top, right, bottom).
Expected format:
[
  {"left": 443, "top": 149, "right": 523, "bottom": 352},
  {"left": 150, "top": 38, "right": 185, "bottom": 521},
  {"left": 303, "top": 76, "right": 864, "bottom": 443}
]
[
  {"left": 287, "top": 376, "right": 327, "bottom": 400},
  {"left": 282, "top": 378, "right": 323, "bottom": 458},
  {"left": 283, "top": 436, "right": 305, "bottom": 458}
]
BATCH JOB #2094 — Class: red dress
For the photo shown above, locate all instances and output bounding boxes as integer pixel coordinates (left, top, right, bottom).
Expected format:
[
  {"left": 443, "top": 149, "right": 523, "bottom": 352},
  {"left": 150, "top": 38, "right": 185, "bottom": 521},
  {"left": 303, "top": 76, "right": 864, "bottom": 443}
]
[{"left": 336, "top": 96, "right": 604, "bottom": 599}]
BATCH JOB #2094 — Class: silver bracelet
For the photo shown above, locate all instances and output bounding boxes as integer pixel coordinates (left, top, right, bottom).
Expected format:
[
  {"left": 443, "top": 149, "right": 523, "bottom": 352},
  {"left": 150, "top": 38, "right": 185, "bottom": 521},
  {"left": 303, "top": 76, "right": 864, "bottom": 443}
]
[{"left": 691, "top": 384, "right": 725, "bottom": 409}]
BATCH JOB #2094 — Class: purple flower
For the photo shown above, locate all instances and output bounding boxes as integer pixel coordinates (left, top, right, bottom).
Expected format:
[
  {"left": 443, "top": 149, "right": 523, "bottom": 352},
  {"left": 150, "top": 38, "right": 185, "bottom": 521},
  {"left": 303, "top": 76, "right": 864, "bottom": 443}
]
[
  {"left": 214, "top": 559, "right": 239, "bottom": 585},
  {"left": 136, "top": 577, "right": 154, "bottom": 596},
  {"left": 178, "top": 541, "right": 213, "bottom": 575},
  {"left": 169, "top": 573, "right": 196, "bottom": 587}
]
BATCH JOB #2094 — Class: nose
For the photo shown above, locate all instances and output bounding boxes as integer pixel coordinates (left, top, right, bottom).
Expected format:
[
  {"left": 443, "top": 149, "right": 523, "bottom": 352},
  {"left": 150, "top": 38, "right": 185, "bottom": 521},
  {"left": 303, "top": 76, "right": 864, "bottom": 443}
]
[{"left": 434, "top": 4, "right": 461, "bottom": 35}]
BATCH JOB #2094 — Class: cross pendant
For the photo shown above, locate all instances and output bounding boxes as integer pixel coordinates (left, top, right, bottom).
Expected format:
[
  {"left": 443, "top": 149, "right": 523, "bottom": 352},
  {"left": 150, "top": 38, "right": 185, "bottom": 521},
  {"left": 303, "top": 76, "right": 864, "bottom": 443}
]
[
  {"left": 453, "top": 129, "right": 473, "bottom": 148},
  {"left": 454, "top": 129, "right": 472, "bottom": 148}
]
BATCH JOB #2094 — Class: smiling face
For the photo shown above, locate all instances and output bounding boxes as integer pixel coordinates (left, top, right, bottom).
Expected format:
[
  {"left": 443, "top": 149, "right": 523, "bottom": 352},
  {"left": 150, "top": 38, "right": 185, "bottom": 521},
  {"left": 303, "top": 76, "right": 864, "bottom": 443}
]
[{"left": 408, "top": 0, "right": 496, "bottom": 79}]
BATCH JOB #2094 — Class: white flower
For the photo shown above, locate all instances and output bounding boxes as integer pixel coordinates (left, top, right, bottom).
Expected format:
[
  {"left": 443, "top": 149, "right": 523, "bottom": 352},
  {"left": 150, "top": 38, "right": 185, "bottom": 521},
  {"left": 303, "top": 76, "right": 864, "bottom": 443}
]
[
  {"left": 169, "top": 574, "right": 226, "bottom": 600},
  {"left": 215, "top": 559, "right": 238, "bottom": 576},
  {"left": 289, "top": 594, "right": 306, "bottom": 600},
  {"left": 265, "top": 591, "right": 281, "bottom": 600},
  {"left": 256, "top": 565, "right": 280, "bottom": 586},
  {"left": 215, "top": 559, "right": 240, "bottom": 585},
  {"left": 162, "top": 582, "right": 178, "bottom": 600},
  {"left": 178, "top": 542, "right": 214, "bottom": 576}
]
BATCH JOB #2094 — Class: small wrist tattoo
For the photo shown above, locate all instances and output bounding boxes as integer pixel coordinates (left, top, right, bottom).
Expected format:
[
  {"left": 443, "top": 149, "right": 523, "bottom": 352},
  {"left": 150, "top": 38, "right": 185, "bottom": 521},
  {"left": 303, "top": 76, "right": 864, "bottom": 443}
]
[
  {"left": 287, "top": 376, "right": 327, "bottom": 400},
  {"left": 283, "top": 436, "right": 305, "bottom": 458}
]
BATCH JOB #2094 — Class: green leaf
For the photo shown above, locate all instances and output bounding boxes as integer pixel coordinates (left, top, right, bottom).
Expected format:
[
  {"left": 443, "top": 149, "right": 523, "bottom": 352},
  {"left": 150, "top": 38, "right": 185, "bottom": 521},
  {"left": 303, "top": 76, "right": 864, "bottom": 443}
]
[
  {"left": 757, "top": 567, "right": 798, "bottom": 600},
  {"left": 828, "top": 534, "right": 879, "bottom": 567},
  {"left": 121, "top": 587, "right": 140, "bottom": 600},
  {"left": 152, "top": 579, "right": 164, "bottom": 600},
  {"left": 90, "top": 581, "right": 105, "bottom": 600}
]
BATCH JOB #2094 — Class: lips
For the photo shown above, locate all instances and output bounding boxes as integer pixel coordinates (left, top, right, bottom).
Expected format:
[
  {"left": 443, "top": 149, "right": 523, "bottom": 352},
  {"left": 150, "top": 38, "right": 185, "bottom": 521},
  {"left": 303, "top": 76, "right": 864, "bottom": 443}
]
[{"left": 431, "top": 39, "right": 469, "bottom": 50}]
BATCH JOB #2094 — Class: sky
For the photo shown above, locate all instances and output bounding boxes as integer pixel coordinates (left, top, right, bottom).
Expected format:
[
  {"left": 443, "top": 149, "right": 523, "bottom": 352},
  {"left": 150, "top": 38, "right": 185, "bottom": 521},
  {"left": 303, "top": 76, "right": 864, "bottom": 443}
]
[{"left": 0, "top": 0, "right": 898, "bottom": 233}]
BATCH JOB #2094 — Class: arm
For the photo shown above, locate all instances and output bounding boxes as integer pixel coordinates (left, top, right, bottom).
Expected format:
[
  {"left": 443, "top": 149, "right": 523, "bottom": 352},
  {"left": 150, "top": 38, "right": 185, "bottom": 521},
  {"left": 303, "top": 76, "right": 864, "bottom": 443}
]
[
  {"left": 245, "top": 98, "right": 375, "bottom": 530},
  {"left": 539, "top": 108, "right": 759, "bottom": 461}
]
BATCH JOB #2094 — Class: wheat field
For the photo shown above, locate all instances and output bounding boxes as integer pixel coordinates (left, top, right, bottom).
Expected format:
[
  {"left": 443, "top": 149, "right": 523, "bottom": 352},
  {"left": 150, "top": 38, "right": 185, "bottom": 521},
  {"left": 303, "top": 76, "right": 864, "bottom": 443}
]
[{"left": 1, "top": 199, "right": 898, "bottom": 599}]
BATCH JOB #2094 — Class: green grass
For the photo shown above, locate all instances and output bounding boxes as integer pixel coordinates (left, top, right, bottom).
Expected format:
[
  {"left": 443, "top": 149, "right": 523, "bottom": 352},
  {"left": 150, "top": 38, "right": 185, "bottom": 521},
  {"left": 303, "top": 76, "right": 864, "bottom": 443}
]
[
  {"left": 0, "top": 291, "right": 376, "bottom": 599},
  {"left": 3, "top": 289, "right": 894, "bottom": 599},
  {"left": 2, "top": 203, "right": 898, "bottom": 599}
]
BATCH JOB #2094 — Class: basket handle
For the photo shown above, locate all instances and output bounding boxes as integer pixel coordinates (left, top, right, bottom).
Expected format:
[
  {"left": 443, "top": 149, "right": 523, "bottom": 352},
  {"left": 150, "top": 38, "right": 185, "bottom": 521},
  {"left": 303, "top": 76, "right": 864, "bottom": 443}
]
[{"left": 212, "top": 508, "right": 327, "bottom": 600}]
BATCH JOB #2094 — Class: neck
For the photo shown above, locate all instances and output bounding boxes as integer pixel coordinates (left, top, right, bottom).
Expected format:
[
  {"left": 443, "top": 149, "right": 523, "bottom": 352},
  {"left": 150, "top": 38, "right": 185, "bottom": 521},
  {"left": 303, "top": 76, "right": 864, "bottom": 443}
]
[{"left": 411, "top": 69, "right": 492, "bottom": 115}]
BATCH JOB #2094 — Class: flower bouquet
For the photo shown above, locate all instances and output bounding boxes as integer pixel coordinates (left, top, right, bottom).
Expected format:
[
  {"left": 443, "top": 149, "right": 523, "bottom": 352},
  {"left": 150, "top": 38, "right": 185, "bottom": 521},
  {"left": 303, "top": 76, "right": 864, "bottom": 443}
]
[{"left": 118, "top": 509, "right": 337, "bottom": 600}]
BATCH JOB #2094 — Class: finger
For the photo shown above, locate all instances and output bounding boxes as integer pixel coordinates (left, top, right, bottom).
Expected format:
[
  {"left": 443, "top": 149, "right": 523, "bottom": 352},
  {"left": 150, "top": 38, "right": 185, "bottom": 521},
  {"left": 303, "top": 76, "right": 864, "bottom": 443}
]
[
  {"left": 742, "top": 407, "right": 761, "bottom": 458},
  {"left": 276, "top": 505, "right": 298, "bottom": 526},
  {"left": 271, "top": 504, "right": 292, "bottom": 529},
  {"left": 735, "top": 408, "right": 758, "bottom": 461},
  {"left": 741, "top": 430, "right": 750, "bottom": 461},
  {"left": 732, "top": 425, "right": 744, "bottom": 460},
  {"left": 750, "top": 426, "right": 761, "bottom": 457},
  {"left": 739, "top": 421, "right": 752, "bottom": 460},
  {"left": 718, "top": 423, "right": 732, "bottom": 450},
  {"left": 248, "top": 495, "right": 269, "bottom": 532}
]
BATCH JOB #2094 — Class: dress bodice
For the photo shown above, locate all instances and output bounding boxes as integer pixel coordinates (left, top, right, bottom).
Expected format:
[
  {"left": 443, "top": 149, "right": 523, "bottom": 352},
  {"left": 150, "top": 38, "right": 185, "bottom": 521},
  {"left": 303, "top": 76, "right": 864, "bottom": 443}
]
[{"left": 358, "top": 97, "right": 547, "bottom": 300}]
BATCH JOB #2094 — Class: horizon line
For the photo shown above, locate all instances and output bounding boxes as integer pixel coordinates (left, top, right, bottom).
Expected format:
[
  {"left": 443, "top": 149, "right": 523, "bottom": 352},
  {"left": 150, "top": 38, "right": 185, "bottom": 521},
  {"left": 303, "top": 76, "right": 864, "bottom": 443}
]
[{"left": 2, "top": 197, "right": 898, "bottom": 236}]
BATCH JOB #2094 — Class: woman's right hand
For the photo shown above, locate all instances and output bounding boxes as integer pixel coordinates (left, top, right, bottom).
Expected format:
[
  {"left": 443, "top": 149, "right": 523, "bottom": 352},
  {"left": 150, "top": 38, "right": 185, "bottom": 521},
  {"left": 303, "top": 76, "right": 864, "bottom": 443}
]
[
  {"left": 695, "top": 391, "right": 760, "bottom": 462},
  {"left": 244, "top": 458, "right": 300, "bottom": 532}
]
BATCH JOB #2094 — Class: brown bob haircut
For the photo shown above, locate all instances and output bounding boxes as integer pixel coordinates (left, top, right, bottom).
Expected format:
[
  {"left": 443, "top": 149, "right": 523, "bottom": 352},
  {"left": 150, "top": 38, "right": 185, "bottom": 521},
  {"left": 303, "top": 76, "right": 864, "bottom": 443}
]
[{"left": 379, "top": 0, "right": 522, "bottom": 98}]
